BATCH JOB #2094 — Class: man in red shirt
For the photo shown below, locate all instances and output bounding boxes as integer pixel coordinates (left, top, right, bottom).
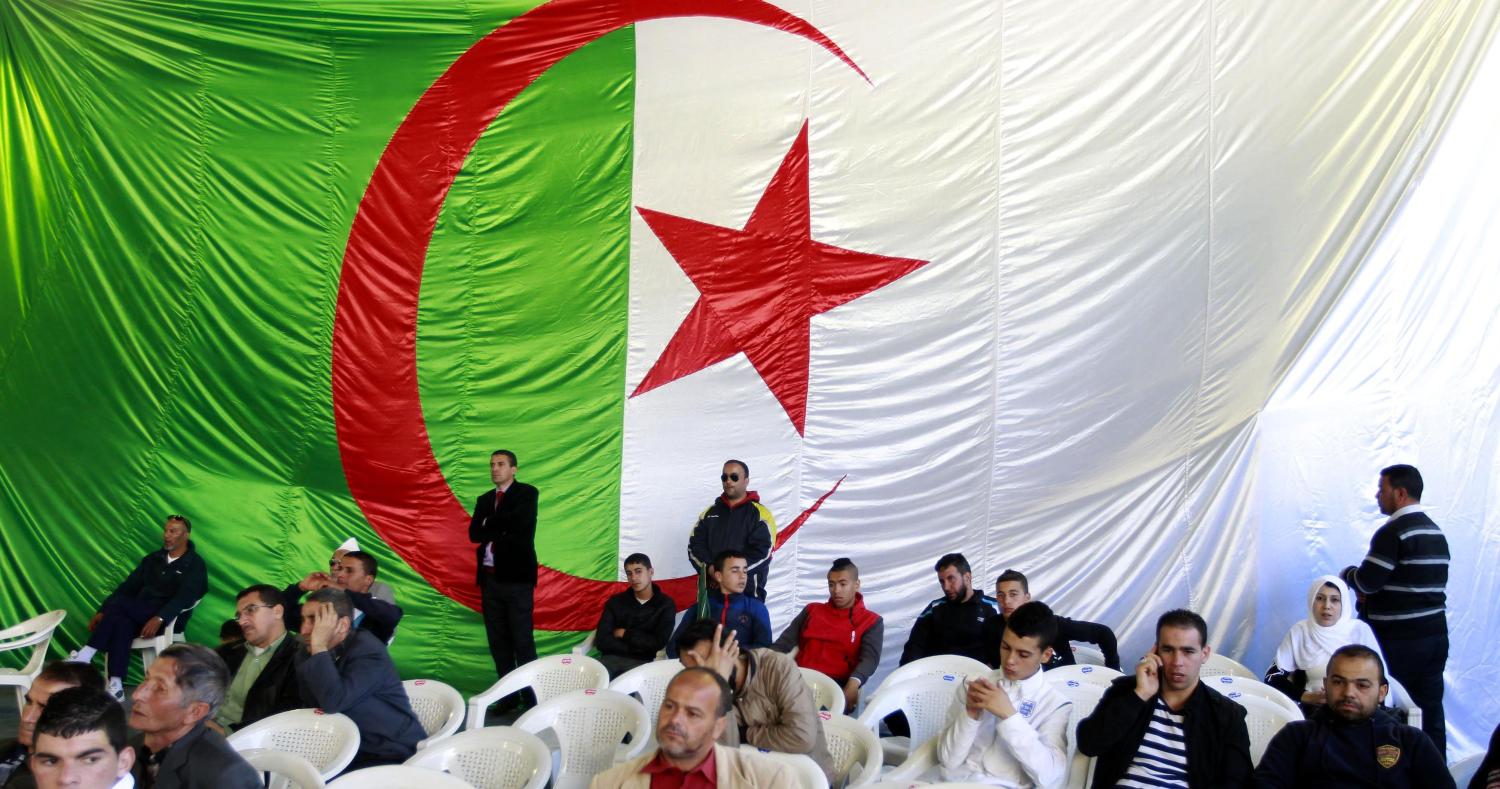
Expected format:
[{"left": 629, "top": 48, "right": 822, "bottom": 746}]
[{"left": 770, "top": 558, "right": 883, "bottom": 713}]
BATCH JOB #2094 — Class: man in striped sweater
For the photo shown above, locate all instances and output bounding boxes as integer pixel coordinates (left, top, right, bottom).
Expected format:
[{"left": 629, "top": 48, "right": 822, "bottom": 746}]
[{"left": 1340, "top": 463, "right": 1450, "bottom": 757}]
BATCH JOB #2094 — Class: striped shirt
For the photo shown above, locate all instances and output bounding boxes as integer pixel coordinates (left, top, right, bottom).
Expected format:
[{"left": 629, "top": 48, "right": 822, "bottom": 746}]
[
  {"left": 1343, "top": 506, "right": 1449, "bottom": 638},
  {"left": 1116, "top": 697, "right": 1189, "bottom": 788}
]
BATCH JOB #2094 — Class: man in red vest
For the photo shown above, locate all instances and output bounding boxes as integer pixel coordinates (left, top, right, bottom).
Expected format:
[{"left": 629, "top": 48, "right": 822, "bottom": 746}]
[{"left": 770, "top": 558, "right": 883, "bottom": 713}]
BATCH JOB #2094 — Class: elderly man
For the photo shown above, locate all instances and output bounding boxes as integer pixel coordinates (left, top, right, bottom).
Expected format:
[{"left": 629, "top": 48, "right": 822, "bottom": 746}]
[
  {"left": 127, "top": 644, "right": 259, "bottom": 788},
  {"left": 1, "top": 662, "right": 103, "bottom": 789},
  {"left": 212, "top": 585, "right": 301, "bottom": 732},
  {"left": 294, "top": 588, "right": 424, "bottom": 769},
  {"left": 590, "top": 667, "right": 796, "bottom": 788},
  {"left": 26, "top": 686, "right": 134, "bottom": 789},
  {"left": 69, "top": 515, "right": 207, "bottom": 702}
]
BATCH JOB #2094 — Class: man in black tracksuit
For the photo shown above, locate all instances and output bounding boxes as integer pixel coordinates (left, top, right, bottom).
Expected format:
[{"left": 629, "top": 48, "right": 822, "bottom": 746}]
[
  {"left": 688, "top": 459, "right": 775, "bottom": 601},
  {"left": 983, "top": 569, "right": 1122, "bottom": 671},
  {"left": 593, "top": 553, "right": 676, "bottom": 677},
  {"left": 1253, "top": 644, "right": 1450, "bottom": 788},
  {"left": 899, "top": 553, "right": 999, "bottom": 666}
]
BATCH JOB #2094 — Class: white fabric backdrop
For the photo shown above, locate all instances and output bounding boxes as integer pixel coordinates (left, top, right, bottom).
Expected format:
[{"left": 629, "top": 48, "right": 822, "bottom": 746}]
[{"left": 618, "top": 0, "right": 1499, "bottom": 756}]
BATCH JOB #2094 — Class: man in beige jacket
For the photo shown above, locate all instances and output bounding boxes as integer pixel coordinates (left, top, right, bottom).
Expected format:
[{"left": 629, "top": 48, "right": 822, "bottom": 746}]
[{"left": 591, "top": 667, "right": 795, "bottom": 788}]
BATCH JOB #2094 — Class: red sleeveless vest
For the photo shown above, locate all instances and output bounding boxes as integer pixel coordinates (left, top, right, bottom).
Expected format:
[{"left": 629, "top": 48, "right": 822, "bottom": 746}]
[{"left": 796, "top": 594, "right": 879, "bottom": 683}]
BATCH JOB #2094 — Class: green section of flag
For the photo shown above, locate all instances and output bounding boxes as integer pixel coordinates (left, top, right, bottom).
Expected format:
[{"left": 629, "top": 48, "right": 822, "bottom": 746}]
[{"left": 1, "top": 0, "right": 633, "bottom": 692}]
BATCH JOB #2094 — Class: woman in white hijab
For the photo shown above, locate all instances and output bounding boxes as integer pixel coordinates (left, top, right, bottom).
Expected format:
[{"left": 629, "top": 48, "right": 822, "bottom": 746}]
[{"left": 1263, "top": 574, "right": 1384, "bottom": 709}]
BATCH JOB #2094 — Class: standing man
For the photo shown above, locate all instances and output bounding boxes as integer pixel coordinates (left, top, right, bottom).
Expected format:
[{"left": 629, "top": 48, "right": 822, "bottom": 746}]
[
  {"left": 69, "top": 516, "right": 207, "bottom": 702},
  {"left": 984, "top": 569, "right": 1121, "bottom": 671},
  {"left": 771, "top": 557, "right": 884, "bottom": 714},
  {"left": 1, "top": 662, "right": 103, "bottom": 789},
  {"left": 468, "top": 449, "right": 540, "bottom": 703},
  {"left": 689, "top": 460, "right": 775, "bottom": 601},
  {"left": 900, "top": 553, "right": 999, "bottom": 666},
  {"left": 592, "top": 553, "right": 677, "bottom": 678},
  {"left": 26, "top": 687, "right": 134, "bottom": 789},
  {"left": 127, "top": 644, "right": 260, "bottom": 788},
  {"left": 212, "top": 585, "right": 301, "bottom": 732},
  {"left": 1340, "top": 463, "right": 1449, "bottom": 756}
]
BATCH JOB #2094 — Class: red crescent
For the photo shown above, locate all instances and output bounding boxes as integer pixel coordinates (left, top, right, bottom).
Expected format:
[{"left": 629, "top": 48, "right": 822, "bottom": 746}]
[{"left": 332, "top": 0, "right": 864, "bottom": 630}]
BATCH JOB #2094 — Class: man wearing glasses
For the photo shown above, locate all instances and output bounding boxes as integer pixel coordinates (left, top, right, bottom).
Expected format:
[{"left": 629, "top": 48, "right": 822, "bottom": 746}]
[
  {"left": 211, "top": 585, "right": 301, "bottom": 733},
  {"left": 689, "top": 460, "right": 775, "bottom": 602}
]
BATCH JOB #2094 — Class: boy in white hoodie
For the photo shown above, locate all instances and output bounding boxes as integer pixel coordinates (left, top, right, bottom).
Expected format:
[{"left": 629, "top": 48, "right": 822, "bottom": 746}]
[{"left": 937, "top": 601, "right": 1072, "bottom": 788}]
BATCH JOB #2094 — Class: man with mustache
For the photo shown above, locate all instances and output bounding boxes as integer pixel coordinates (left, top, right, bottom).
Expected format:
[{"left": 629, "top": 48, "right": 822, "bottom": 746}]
[{"left": 899, "top": 553, "right": 999, "bottom": 665}]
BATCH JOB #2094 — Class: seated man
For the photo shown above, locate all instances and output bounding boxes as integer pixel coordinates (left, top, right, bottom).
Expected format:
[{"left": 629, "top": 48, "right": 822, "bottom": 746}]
[
  {"left": 984, "top": 569, "right": 1120, "bottom": 671},
  {"left": 127, "top": 644, "right": 260, "bottom": 789},
  {"left": 27, "top": 686, "right": 134, "bottom": 789},
  {"left": 938, "top": 601, "right": 1071, "bottom": 787},
  {"left": 676, "top": 621, "right": 835, "bottom": 783},
  {"left": 593, "top": 553, "right": 676, "bottom": 678},
  {"left": 1077, "top": 609, "right": 1251, "bottom": 788},
  {"left": 69, "top": 515, "right": 207, "bottom": 701},
  {"left": 667, "top": 551, "right": 772, "bottom": 657},
  {"left": 294, "top": 588, "right": 424, "bottom": 769},
  {"left": 212, "top": 585, "right": 302, "bottom": 732},
  {"left": 771, "top": 557, "right": 883, "bottom": 713},
  {"left": 1253, "top": 644, "right": 1450, "bottom": 788},
  {"left": 282, "top": 552, "right": 403, "bottom": 643},
  {"left": 1264, "top": 575, "right": 1384, "bottom": 716},
  {"left": 590, "top": 667, "right": 796, "bottom": 788},
  {"left": 900, "top": 553, "right": 999, "bottom": 665},
  {"left": 1, "top": 662, "right": 103, "bottom": 789},
  {"left": 330, "top": 539, "right": 395, "bottom": 603}
]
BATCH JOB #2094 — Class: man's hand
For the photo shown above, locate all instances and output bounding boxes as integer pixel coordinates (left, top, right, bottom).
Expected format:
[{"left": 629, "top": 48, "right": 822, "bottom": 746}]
[
  {"left": 1300, "top": 689, "right": 1326, "bottom": 705},
  {"left": 842, "top": 679, "right": 860, "bottom": 715},
  {"left": 88, "top": 612, "right": 104, "bottom": 631},
  {"left": 299, "top": 572, "right": 332, "bottom": 592},
  {"left": 307, "top": 602, "right": 340, "bottom": 654},
  {"left": 967, "top": 677, "right": 1016, "bottom": 719},
  {"left": 137, "top": 617, "right": 164, "bottom": 639},
  {"left": 1135, "top": 651, "right": 1162, "bottom": 702},
  {"left": 706, "top": 624, "right": 740, "bottom": 682},
  {"left": 613, "top": 628, "right": 626, "bottom": 639}
]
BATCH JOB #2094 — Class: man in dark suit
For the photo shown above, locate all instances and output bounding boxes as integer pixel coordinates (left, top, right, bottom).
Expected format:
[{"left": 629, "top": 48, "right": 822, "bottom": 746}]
[
  {"left": 469, "top": 449, "right": 540, "bottom": 706},
  {"left": 212, "top": 585, "right": 302, "bottom": 732},
  {"left": 127, "top": 644, "right": 260, "bottom": 789}
]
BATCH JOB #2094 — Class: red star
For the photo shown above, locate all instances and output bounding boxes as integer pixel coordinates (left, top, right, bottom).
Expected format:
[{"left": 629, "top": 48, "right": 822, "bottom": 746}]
[{"left": 631, "top": 121, "right": 928, "bottom": 435}]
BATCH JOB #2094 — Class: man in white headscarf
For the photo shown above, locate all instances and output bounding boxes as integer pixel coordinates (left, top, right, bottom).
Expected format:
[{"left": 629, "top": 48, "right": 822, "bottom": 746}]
[{"left": 1263, "top": 575, "right": 1383, "bottom": 713}]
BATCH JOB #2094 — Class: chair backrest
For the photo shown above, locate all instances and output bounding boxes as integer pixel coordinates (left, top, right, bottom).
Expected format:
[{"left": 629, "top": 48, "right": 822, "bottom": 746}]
[
  {"left": 1206, "top": 675, "right": 1303, "bottom": 722},
  {"left": 1382, "top": 674, "right": 1423, "bottom": 731},
  {"left": 857, "top": 675, "right": 962, "bottom": 754},
  {"left": 405, "top": 725, "right": 551, "bottom": 789},
  {"left": 326, "top": 765, "right": 474, "bottom": 788},
  {"left": 801, "top": 667, "right": 844, "bottom": 713},
  {"left": 1450, "top": 753, "right": 1485, "bottom": 788},
  {"left": 1069, "top": 642, "right": 1107, "bottom": 667},
  {"left": 819, "top": 711, "right": 882, "bottom": 787},
  {"left": 1229, "top": 692, "right": 1300, "bottom": 763},
  {"left": 607, "top": 659, "right": 684, "bottom": 748},
  {"left": 740, "top": 745, "right": 830, "bottom": 789},
  {"left": 402, "top": 679, "right": 465, "bottom": 748},
  {"left": 514, "top": 688, "right": 649, "bottom": 789},
  {"left": 1200, "top": 652, "right": 1259, "bottom": 680},
  {"left": 228, "top": 708, "right": 362, "bottom": 780},
  {"left": 238, "top": 747, "right": 327, "bottom": 789},
  {"left": 466, "top": 654, "right": 610, "bottom": 730},
  {"left": 1044, "top": 664, "right": 1121, "bottom": 688},
  {"left": 876, "top": 655, "right": 989, "bottom": 693},
  {"left": 0, "top": 610, "right": 67, "bottom": 679},
  {"left": 1043, "top": 676, "right": 1106, "bottom": 789}
]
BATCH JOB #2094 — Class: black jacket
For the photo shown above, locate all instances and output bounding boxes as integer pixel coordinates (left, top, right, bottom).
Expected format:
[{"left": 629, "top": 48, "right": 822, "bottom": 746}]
[
  {"left": 899, "top": 592, "right": 998, "bottom": 665},
  {"left": 294, "top": 629, "right": 424, "bottom": 767},
  {"left": 105, "top": 541, "right": 207, "bottom": 626},
  {"left": 282, "top": 583, "right": 404, "bottom": 644},
  {"left": 469, "top": 482, "right": 540, "bottom": 585},
  {"left": 688, "top": 494, "right": 774, "bottom": 600},
  {"left": 0, "top": 739, "right": 33, "bottom": 789},
  {"left": 216, "top": 633, "right": 304, "bottom": 729},
  {"left": 594, "top": 584, "right": 676, "bottom": 662},
  {"left": 1077, "top": 674, "right": 1252, "bottom": 789},
  {"left": 1253, "top": 707, "right": 1451, "bottom": 788},
  {"left": 982, "top": 612, "right": 1122, "bottom": 671},
  {"left": 131, "top": 721, "right": 260, "bottom": 789}
]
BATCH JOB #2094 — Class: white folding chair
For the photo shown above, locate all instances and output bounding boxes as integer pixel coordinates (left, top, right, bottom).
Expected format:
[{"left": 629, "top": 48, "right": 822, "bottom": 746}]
[
  {"left": 514, "top": 688, "right": 649, "bottom": 789},
  {"left": 131, "top": 597, "right": 202, "bottom": 671},
  {"left": 1450, "top": 753, "right": 1485, "bottom": 788},
  {"left": 239, "top": 747, "right": 328, "bottom": 789},
  {"left": 403, "top": 679, "right": 465, "bottom": 748},
  {"left": 802, "top": 667, "right": 845, "bottom": 713},
  {"left": 607, "top": 659, "right": 683, "bottom": 751},
  {"left": 327, "top": 765, "right": 473, "bottom": 788},
  {"left": 1205, "top": 675, "right": 1303, "bottom": 722},
  {"left": 228, "top": 708, "right": 362, "bottom": 781},
  {"left": 1069, "top": 643, "right": 1107, "bottom": 667},
  {"left": 1382, "top": 674, "right": 1423, "bottom": 731},
  {"left": 466, "top": 654, "right": 609, "bottom": 730},
  {"left": 406, "top": 725, "right": 550, "bottom": 789},
  {"left": 740, "top": 745, "right": 830, "bottom": 789},
  {"left": 1199, "top": 652, "right": 1258, "bottom": 681},
  {"left": 820, "top": 711, "right": 882, "bottom": 787},
  {"left": 0, "top": 610, "right": 66, "bottom": 710},
  {"left": 1044, "top": 664, "right": 1121, "bottom": 688},
  {"left": 1044, "top": 673, "right": 1107, "bottom": 789},
  {"left": 876, "top": 655, "right": 989, "bottom": 693},
  {"left": 857, "top": 674, "right": 963, "bottom": 768},
  {"left": 1230, "top": 692, "right": 1300, "bottom": 764}
]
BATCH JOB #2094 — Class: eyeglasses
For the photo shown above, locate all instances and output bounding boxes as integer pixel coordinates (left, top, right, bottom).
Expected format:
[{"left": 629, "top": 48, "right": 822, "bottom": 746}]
[
  {"left": 235, "top": 604, "right": 272, "bottom": 620},
  {"left": 720, "top": 473, "right": 741, "bottom": 482}
]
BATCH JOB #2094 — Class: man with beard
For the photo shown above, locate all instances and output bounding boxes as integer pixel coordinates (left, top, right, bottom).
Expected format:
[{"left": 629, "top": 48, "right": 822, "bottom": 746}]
[
  {"left": 593, "top": 553, "right": 677, "bottom": 678},
  {"left": 1253, "top": 644, "right": 1450, "bottom": 788},
  {"left": 771, "top": 557, "right": 883, "bottom": 713},
  {"left": 900, "top": 553, "right": 999, "bottom": 665}
]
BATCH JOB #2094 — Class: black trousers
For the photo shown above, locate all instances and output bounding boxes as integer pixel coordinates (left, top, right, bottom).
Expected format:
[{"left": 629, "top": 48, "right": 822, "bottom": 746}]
[
  {"left": 480, "top": 574, "right": 537, "bottom": 704},
  {"left": 1381, "top": 632, "right": 1447, "bottom": 757}
]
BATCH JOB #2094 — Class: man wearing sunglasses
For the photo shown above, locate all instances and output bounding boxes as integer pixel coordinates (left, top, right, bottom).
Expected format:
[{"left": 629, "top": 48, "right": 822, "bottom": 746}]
[
  {"left": 689, "top": 460, "right": 775, "bottom": 602},
  {"left": 211, "top": 585, "right": 301, "bottom": 733}
]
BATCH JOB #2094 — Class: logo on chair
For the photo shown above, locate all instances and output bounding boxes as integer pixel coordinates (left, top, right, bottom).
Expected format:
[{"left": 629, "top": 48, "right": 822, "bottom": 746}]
[
  {"left": 1081, "top": 667, "right": 1093, "bottom": 673},
  {"left": 1219, "top": 676, "right": 1233, "bottom": 684},
  {"left": 584, "top": 688, "right": 597, "bottom": 695}
]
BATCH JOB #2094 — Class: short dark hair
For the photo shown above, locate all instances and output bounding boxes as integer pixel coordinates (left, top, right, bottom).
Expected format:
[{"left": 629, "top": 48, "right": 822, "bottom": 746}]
[
  {"left": 623, "top": 552, "right": 652, "bottom": 570},
  {"left": 491, "top": 449, "right": 518, "bottom": 465},
  {"left": 829, "top": 557, "right": 858, "bottom": 579},
  {"left": 34, "top": 686, "right": 127, "bottom": 752},
  {"left": 236, "top": 584, "right": 284, "bottom": 608},
  {"left": 35, "top": 661, "right": 104, "bottom": 691},
  {"left": 723, "top": 459, "right": 749, "bottom": 477},
  {"left": 1156, "top": 609, "right": 1209, "bottom": 648},
  {"left": 669, "top": 666, "right": 734, "bottom": 717},
  {"left": 1380, "top": 464, "right": 1423, "bottom": 502},
  {"left": 343, "top": 550, "right": 378, "bottom": 579},
  {"left": 306, "top": 587, "right": 354, "bottom": 620},
  {"left": 712, "top": 549, "right": 747, "bottom": 572},
  {"left": 158, "top": 644, "right": 230, "bottom": 715},
  {"left": 165, "top": 514, "right": 191, "bottom": 531},
  {"left": 935, "top": 553, "right": 971, "bottom": 575},
  {"left": 219, "top": 620, "right": 244, "bottom": 642},
  {"left": 1329, "top": 644, "right": 1387, "bottom": 686},
  {"left": 1005, "top": 601, "right": 1058, "bottom": 647},
  {"left": 996, "top": 569, "right": 1029, "bottom": 594},
  {"left": 674, "top": 619, "right": 723, "bottom": 656}
]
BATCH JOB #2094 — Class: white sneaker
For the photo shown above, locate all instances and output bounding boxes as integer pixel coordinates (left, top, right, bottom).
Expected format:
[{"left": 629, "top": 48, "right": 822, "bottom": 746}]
[
  {"left": 65, "top": 650, "right": 87, "bottom": 663},
  {"left": 107, "top": 679, "right": 125, "bottom": 703}
]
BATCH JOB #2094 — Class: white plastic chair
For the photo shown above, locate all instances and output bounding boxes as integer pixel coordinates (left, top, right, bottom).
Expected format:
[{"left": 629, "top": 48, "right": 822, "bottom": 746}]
[
  {"left": 0, "top": 610, "right": 66, "bottom": 710},
  {"left": 1230, "top": 692, "right": 1300, "bottom": 763},
  {"left": 1382, "top": 674, "right": 1423, "bottom": 731},
  {"left": 1205, "top": 675, "right": 1303, "bottom": 722},
  {"left": 1450, "top": 753, "right": 1484, "bottom": 788},
  {"left": 1199, "top": 652, "right": 1258, "bottom": 681},
  {"left": 514, "top": 688, "right": 649, "bottom": 789},
  {"left": 405, "top": 725, "right": 550, "bottom": 789},
  {"left": 876, "top": 655, "right": 989, "bottom": 694},
  {"left": 1044, "top": 673, "right": 1107, "bottom": 789},
  {"left": 131, "top": 597, "right": 202, "bottom": 671},
  {"left": 820, "top": 711, "right": 882, "bottom": 787},
  {"left": 878, "top": 738, "right": 937, "bottom": 783},
  {"left": 802, "top": 667, "right": 845, "bottom": 713},
  {"left": 466, "top": 654, "right": 609, "bottom": 730},
  {"left": 403, "top": 679, "right": 465, "bottom": 748},
  {"left": 740, "top": 745, "right": 830, "bottom": 789},
  {"left": 1044, "top": 664, "right": 1121, "bottom": 688},
  {"left": 857, "top": 674, "right": 963, "bottom": 767},
  {"left": 228, "top": 708, "right": 362, "bottom": 781},
  {"left": 239, "top": 747, "right": 328, "bottom": 789},
  {"left": 327, "top": 765, "right": 473, "bottom": 788},
  {"left": 573, "top": 608, "right": 688, "bottom": 660},
  {"left": 1069, "top": 643, "right": 1107, "bottom": 667},
  {"left": 607, "top": 659, "right": 683, "bottom": 751}
]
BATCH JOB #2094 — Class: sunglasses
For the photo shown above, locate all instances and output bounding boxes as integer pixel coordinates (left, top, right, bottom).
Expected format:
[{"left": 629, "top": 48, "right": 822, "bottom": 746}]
[{"left": 720, "top": 473, "right": 741, "bottom": 482}]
